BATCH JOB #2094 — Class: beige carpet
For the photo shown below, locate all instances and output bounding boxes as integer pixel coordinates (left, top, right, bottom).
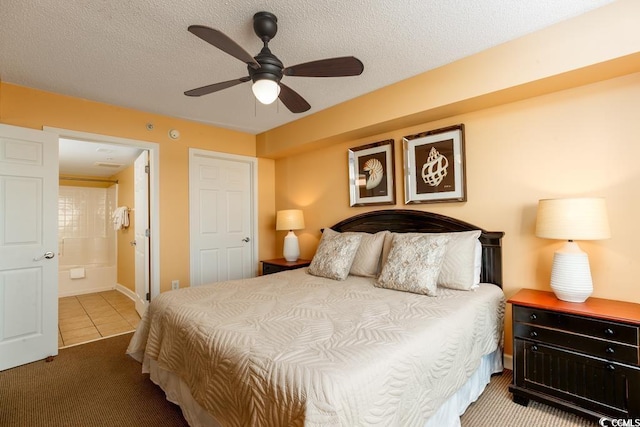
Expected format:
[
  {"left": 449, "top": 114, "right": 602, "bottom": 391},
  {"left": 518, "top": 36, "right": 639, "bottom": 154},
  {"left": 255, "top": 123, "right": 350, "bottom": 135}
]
[
  {"left": 461, "top": 370, "right": 598, "bottom": 427},
  {"left": 1, "top": 333, "right": 598, "bottom": 426},
  {"left": 0, "top": 332, "right": 188, "bottom": 427}
]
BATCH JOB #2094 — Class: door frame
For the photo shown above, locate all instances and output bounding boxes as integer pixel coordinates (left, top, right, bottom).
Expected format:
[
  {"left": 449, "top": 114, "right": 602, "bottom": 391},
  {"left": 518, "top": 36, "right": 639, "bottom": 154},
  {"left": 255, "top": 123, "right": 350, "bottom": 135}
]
[
  {"left": 44, "top": 127, "right": 161, "bottom": 300},
  {"left": 188, "top": 148, "right": 259, "bottom": 283}
]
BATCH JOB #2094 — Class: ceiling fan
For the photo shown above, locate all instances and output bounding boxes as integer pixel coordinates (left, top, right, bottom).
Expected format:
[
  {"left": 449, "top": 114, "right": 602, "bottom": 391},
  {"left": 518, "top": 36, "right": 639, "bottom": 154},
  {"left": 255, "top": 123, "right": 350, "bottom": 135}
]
[{"left": 184, "top": 11, "right": 364, "bottom": 113}]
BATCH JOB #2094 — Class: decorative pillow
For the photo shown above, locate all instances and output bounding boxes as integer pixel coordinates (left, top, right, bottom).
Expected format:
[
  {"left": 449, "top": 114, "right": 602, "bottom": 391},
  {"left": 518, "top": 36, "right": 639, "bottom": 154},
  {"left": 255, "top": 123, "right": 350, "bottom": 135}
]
[
  {"left": 345, "top": 231, "right": 389, "bottom": 277},
  {"left": 381, "top": 230, "right": 483, "bottom": 291},
  {"left": 308, "top": 228, "right": 362, "bottom": 281},
  {"left": 375, "top": 234, "right": 449, "bottom": 296},
  {"left": 437, "top": 230, "right": 482, "bottom": 291}
]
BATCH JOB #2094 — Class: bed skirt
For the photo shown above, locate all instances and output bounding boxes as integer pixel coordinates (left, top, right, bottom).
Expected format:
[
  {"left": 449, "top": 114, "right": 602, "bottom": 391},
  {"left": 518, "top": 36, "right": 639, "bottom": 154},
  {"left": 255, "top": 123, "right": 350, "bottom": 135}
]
[{"left": 143, "top": 348, "right": 503, "bottom": 427}]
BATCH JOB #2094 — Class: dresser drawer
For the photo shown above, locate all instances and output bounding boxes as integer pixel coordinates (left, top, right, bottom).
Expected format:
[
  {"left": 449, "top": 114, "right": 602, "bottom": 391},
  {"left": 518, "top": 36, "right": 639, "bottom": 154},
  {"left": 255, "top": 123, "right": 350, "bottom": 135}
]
[
  {"left": 514, "top": 339, "right": 640, "bottom": 418},
  {"left": 262, "top": 263, "right": 284, "bottom": 275},
  {"left": 514, "top": 306, "right": 639, "bottom": 346},
  {"left": 261, "top": 259, "right": 311, "bottom": 275},
  {"left": 509, "top": 289, "right": 640, "bottom": 421},
  {"left": 514, "top": 323, "right": 639, "bottom": 365}
]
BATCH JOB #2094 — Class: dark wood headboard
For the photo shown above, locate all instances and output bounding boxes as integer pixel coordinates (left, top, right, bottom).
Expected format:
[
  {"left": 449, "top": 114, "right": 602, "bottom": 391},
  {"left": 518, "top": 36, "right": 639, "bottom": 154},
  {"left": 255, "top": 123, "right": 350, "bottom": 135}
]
[{"left": 330, "top": 209, "right": 504, "bottom": 287}]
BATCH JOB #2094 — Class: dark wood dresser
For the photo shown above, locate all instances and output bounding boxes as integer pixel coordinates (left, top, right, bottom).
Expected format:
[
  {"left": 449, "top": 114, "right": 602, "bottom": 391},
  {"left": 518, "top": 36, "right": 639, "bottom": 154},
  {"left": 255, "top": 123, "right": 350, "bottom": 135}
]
[
  {"left": 261, "top": 258, "right": 311, "bottom": 275},
  {"left": 508, "top": 289, "right": 640, "bottom": 421}
]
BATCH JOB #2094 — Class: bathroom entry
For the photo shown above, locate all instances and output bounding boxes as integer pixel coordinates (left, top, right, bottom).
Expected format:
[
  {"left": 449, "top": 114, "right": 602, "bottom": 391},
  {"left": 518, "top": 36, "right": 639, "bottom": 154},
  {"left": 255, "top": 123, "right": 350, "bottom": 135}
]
[{"left": 58, "top": 138, "right": 149, "bottom": 314}]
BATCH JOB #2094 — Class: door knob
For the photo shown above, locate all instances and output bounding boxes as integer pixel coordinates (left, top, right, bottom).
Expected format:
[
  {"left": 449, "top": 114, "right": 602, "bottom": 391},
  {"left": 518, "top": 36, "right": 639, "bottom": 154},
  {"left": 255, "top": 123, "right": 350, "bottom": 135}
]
[
  {"left": 33, "top": 251, "right": 55, "bottom": 261},
  {"left": 242, "top": 237, "right": 250, "bottom": 242},
  {"left": 130, "top": 241, "right": 137, "bottom": 246}
]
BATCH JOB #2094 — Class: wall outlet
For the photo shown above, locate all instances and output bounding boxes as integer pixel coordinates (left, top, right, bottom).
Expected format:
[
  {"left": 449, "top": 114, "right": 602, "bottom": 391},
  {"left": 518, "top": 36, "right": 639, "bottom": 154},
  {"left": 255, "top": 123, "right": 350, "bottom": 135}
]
[{"left": 171, "top": 280, "right": 180, "bottom": 290}]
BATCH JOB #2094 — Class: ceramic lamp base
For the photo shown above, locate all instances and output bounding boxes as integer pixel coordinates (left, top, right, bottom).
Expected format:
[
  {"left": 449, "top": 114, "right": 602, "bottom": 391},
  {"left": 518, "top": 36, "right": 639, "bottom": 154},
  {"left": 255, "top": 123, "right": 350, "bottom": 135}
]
[
  {"left": 283, "top": 231, "right": 300, "bottom": 262},
  {"left": 550, "top": 241, "right": 593, "bottom": 303}
]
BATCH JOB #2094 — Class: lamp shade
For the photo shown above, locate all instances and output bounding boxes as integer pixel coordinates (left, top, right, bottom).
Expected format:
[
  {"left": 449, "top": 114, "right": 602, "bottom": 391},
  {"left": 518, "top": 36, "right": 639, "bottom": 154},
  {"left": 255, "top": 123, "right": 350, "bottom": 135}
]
[
  {"left": 276, "top": 209, "right": 305, "bottom": 231},
  {"left": 252, "top": 79, "right": 280, "bottom": 105},
  {"left": 535, "top": 198, "right": 610, "bottom": 241}
]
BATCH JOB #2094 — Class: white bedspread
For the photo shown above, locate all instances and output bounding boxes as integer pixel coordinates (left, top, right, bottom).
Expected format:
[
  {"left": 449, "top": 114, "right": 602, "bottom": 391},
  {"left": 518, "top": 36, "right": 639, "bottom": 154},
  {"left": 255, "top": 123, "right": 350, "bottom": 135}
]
[{"left": 127, "top": 269, "right": 504, "bottom": 426}]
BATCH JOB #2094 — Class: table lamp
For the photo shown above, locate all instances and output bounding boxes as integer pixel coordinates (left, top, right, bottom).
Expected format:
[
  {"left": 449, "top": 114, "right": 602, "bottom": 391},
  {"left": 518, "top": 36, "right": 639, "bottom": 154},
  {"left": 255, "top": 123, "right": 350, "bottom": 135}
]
[
  {"left": 276, "top": 209, "right": 305, "bottom": 262},
  {"left": 535, "top": 197, "right": 610, "bottom": 303}
]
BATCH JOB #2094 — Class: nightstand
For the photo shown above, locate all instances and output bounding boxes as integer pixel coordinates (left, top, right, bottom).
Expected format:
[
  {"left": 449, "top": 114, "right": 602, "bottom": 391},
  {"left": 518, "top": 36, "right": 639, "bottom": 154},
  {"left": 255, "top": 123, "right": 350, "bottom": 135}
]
[
  {"left": 508, "top": 289, "right": 640, "bottom": 421},
  {"left": 261, "top": 258, "right": 311, "bottom": 275}
]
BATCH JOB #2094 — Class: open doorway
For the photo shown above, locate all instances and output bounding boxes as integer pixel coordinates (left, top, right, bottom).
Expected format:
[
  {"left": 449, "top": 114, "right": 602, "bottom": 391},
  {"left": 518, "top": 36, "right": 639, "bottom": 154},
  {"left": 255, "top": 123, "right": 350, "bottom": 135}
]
[
  {"left": 57, "top": 139, "right": 145, "bottom": 347},
  {"left": 49, "top": 128, "right": 160, "bottom": 347}
]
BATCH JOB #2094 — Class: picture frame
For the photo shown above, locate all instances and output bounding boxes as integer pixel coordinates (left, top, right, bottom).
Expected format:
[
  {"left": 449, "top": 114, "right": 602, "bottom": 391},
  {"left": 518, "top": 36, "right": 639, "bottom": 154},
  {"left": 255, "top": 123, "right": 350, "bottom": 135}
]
[
  {"left": 348, "top": 139, "right": 395, "bottom": 206},
  {"left": 403, "top": 124, "right": 466, "bottom": 204}
]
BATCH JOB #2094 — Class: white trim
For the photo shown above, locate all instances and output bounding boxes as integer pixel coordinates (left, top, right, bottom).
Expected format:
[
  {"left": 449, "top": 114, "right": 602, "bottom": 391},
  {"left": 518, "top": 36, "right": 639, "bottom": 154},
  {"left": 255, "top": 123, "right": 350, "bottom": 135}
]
[
  {"left": 58, "top": 285, "right": 116, "bottom": 298},
  {"left": 503, "top": 353, "right": 513, "bottom": 371},
  {"left": 188, "top": 148, "right": 259, "bottom": 283},
  {"left": 116, "top": 283, "right": 138, "bottom": 302},
  {"left": 43, "top": 126, "right": 161, "bottom": 300}
]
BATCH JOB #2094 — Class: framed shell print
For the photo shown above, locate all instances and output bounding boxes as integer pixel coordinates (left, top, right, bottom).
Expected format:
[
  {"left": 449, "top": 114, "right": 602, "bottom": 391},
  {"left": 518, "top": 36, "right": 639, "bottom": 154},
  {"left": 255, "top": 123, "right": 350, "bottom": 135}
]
[
  {"left": 403, "top": 124, "right": 466, "bottom": 204},
  {"left": 348, "top": 139, "right": 395, "bottom": 206}
]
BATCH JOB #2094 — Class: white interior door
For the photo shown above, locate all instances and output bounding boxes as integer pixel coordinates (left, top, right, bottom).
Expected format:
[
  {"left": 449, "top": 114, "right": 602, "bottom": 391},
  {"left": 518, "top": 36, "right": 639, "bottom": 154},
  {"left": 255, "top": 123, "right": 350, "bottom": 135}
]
[
  {"left": 133, "top": 151, "right": 149, "bottom": 317},
  {"left": 189, "top": 149, "right": 256, "bottom": 286},
  {"left": 0, "top": 124, "right": 58, "bottom": 371}
]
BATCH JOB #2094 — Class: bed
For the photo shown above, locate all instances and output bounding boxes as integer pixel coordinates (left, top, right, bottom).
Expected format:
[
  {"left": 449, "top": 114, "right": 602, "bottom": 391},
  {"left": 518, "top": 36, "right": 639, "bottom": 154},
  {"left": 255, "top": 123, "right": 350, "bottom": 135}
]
[{"left": 127, "top": 209, "right": 505, "bottom": 427}]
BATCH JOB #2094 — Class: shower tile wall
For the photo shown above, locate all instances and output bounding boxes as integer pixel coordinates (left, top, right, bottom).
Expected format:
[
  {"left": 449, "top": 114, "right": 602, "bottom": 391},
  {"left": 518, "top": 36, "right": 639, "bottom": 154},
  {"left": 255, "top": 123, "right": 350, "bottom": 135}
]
[{"left": 58, "top": 186, "right": 116, "bottom": 267}]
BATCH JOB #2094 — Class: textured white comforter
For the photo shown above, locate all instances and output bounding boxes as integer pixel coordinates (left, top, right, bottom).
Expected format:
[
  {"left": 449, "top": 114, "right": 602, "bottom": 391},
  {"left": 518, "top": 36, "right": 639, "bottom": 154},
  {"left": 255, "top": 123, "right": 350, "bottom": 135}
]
[{"left": 127, "top": 268, "right": 504, "bottom": 427}]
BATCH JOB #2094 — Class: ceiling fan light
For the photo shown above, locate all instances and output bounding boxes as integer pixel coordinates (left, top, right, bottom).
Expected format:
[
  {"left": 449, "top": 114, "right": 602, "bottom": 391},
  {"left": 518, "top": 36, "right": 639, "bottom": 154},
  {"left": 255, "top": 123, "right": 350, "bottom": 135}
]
[{"left": 252, "top": 79, "right": 280, "bottom": 104}]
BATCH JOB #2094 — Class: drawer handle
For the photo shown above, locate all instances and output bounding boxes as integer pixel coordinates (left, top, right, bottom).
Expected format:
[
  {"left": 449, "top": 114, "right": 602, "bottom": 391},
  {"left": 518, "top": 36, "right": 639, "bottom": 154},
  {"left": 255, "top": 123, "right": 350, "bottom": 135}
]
[
  {"left": 531, "top": 345, "right": 538, "bottom": 351},
  {"left": 604, "top": 328, "right": 615, "bottom": 336},
  {"left": 529, "top": 313, "right": 537, "bottom": 321},
  {"left": 606, "top": 364, "right": 615, "bottom": 371},
  {"left": 605, "top": 347, "right": 615, "bottom": 354},
  {"left": 529, "top": 331, "right": 538, "bottom": 338}
]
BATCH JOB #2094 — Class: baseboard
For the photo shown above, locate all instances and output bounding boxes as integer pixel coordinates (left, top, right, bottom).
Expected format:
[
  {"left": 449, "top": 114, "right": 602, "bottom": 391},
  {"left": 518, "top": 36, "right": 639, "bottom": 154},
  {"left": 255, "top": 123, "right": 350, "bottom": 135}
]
[
  {"left": 115, "top": 284, "right": 137, "bottom": 302},
  {"left": 503, "top": 353, "right": 513, "bottom": 371},
  {"left": 58, "top": 285, "right": 116, "bottom": 298}
]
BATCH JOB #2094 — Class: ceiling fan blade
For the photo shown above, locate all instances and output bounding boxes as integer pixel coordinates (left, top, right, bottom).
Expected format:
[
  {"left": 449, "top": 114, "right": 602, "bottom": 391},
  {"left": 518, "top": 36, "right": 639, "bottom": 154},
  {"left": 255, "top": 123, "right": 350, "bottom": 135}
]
[
  {"left": 278, "top": 83, "right": 311, "bottom": 113},
  {"left": 188, "top": 25, "right": 259, "bottom": 69},
  {"left": 283, "top": 56, "right": 364, "bottom": 77},
  {"left": 184, "top": 77, "right": 251, "bottom": 97}
]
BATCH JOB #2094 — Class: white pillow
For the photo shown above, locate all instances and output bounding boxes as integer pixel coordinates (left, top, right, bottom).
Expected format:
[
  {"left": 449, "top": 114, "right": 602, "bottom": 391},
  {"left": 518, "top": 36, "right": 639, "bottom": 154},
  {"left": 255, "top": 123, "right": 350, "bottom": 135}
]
[
  {"left": 308, "top": 228, "right": 362, "bottom": 281},
  {"left": 381, "top": 230, "right": 482, "bottom": 291},
  {"left": 474, "top": 239, "right": 482, "bottom": 287},
  {"left": 375, "top": 233, "right": 449, "bottom": 296},
  {"left": 437, "top": 230, "right": 482, "bottom": 291},
  {"left": 345, "top": 231, "right": 389, "bottom": 277}
]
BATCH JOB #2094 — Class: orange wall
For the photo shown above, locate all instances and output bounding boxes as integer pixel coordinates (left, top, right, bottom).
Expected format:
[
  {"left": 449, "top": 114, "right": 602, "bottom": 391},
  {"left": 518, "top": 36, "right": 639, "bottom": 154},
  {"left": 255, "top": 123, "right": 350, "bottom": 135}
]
[
  {"left": 273, "top": 71, "right": 640, "bottom": 356},
  {"left": 111, "top": 165, "right": 136, "bottom": 292},
  {"left": 59, "top": 175, "right": 113, "bottom": 188},
  {"left": 0, "top": 83, "right": 275, "bottom": 293}
]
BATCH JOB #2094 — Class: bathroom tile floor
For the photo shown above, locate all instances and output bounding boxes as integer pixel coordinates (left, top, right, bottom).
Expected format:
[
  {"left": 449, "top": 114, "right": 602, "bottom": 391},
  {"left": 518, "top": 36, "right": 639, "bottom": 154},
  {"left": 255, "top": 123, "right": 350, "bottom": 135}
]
[{"left": 58, "top": 290, "right": 141, "bottom": 348}]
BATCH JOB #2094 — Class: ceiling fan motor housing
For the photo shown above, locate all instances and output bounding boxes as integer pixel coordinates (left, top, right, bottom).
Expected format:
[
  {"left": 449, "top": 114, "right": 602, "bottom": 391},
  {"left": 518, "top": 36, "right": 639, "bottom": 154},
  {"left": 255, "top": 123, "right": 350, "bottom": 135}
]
[
  {"left": 249, "top": 46, "right": 283, "bottom": 84},
  {"left": 250, "top": 12, "right": 283, "bottom": 84}
]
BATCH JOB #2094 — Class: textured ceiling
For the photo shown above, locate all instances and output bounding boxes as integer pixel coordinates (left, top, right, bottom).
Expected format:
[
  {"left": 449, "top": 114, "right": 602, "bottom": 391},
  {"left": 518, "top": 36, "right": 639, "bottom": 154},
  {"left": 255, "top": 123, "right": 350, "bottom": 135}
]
[
  {"left": 59, "top": 138, "right": 143, "bottom": 177},
  {"left": 1, "top": 0, "right": 613, "bottom": 135}
]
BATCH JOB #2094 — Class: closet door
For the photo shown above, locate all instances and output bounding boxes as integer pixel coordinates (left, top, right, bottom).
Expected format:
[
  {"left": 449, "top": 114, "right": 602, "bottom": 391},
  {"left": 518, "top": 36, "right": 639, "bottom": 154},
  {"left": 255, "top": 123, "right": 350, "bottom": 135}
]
[
  {"left": 0, "top": 124, "right": 58, "bottom": 371},
  {"left": 189, "top": 149, "right": 257, "bottom": 286}
]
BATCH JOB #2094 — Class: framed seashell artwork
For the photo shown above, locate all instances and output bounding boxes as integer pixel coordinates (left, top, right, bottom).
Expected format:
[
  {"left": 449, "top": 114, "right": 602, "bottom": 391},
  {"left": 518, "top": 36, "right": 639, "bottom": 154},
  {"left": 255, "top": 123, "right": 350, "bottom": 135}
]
[
  {"left": 348, "top": 139, "right": 396, "bottom": 206},
  {"left": 402, "top": 124, "right": 466, "bottom": 204}
]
